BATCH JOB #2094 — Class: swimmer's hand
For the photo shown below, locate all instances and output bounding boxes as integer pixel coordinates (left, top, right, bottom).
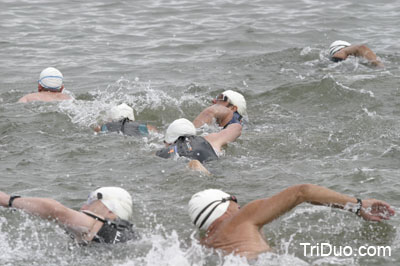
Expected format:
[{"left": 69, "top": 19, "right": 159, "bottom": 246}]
[
  {"left": 0, "top": 191, "right": 10, "bottom": 207},
  {"left": 188, "top": 160, "right": 211, "bottom": 176},
  {"left": 360, "top": 199, "right": 395, "bottom": 222},
  {"left": 146, "top": 124, "right": 157, "bottom": 132},
  {"left": 370, "top": 60, "right": 384, "bottom": 68},
  {"left": 93, "top": 125, "right": 101, "bottom": 132}
]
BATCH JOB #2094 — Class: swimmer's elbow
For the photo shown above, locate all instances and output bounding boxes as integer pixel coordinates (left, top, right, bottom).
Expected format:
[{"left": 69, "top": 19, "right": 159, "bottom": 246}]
[
  {"left": 295, "top": 184, "right": 313, "bottom": 205},
  {"left": 233, "top": 123, "right": 242, "bottom": 137},
  {"left": 358, "top": 44, "right": 369, "bottom": 51},
  {"left": 354, "top": 45, "right": 370, "bottom": 57}
]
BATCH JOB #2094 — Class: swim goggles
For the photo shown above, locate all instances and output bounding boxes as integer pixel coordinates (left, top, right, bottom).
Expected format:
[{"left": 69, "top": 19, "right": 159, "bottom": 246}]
[
  {"left": 86, "top": 191, "right": 103, "bottom": 205},
  {"left": 215, "top": 93, "right": 229, "bottom": 102}
]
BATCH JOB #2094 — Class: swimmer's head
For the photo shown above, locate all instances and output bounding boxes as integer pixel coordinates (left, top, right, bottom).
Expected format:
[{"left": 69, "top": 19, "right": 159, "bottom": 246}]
[
  {"left": 164, "top": 118, "right": 196, "bottom": 144},
  {"left": 188, "top": 189, "right": 237, "bottom": 230},
  {"left": 216, "top": 90, "right": 247, "bottom": 116},
  {"left": 38, "top": 67, "right": 64, "bottom": 92},
  {"left": 329, "top": 40, "right": 351, "bottom": 58},
  {"left": 109, "top": 103, "right": 135, "bottom": 121},
  {"left": 86, "top": 187, "right": 133, "bottom": 220}
]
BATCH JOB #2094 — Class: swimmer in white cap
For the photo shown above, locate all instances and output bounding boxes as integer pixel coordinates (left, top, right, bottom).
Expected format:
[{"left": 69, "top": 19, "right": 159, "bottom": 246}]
[
  {"left": 94, "top": 103, "right": 156, "bottom": 136},
  {"left": 156, "top": 118, "right": 216, "bottom": 174},
  {"left": 328, "top": 40, "right": 384, "bottom": 67},
  {"left": 188, "top": 185, "right": 394, "bottom": 259},
  {"left": 0, "top": 187, "right": 139, "bottom": 244},
  {"left": 193, "top": 90, "right": 247, "bottom": 129},
  {"left": 157, "top": 91, "right": 246, "bottom": 174},
  {"left": 18, "top": 67, "right": 72, "bottom": 103}
]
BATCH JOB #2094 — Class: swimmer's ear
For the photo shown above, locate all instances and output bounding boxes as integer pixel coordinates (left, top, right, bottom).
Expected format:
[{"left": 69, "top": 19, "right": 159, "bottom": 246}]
[{"left": 230, "top": 106, "right": 238, "bottom": 112}]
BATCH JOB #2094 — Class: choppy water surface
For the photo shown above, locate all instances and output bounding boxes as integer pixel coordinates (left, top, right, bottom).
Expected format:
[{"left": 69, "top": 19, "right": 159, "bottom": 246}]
[{"left": 1, "top": 0, "right": 400, "bottom": 265}]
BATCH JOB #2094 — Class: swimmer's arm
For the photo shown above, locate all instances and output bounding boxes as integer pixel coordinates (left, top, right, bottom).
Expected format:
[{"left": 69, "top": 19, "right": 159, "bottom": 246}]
[
  {"left": 238, "top": 184, "right": 394, "bottom": 228},
  {"left": 334, "top": 45, "right": 384, "bottom": 67},
  {"left": 204, "top": 123, "right": 242, "bottom": 152},
  {"left": 17, "top": 96, "right": 28, "bottom": 103},
  {"left": 193, "top": 105, "right": 233, "bottom": 128},
  {"left": 0, "top": 192, "right": 94, "bottom": 230}
]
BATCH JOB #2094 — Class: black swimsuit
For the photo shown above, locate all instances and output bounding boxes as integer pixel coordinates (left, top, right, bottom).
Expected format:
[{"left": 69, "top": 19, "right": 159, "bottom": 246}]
[
  {"left": 223, "top": 111, "right": 242, "bottom": 129},
  {"left": 156, "top": 135, "right": 218, "bottom": 163},
  {"left": 82, "top": 211, "right": 139, "bottom": 244},
  {"left": 101, "top": 118, "right": 148, "bottom": 136}
]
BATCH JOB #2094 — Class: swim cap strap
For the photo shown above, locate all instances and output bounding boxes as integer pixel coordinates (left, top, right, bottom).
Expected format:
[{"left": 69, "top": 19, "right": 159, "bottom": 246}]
[
  {"left": 198, "top": 200, "right": 227, "bottom": 229},
  {"left": 193, "top": 199, "right": 221, "bottom": 226},
  {"left": 8, "top": 195, "right": 21, "bottom": 207}
]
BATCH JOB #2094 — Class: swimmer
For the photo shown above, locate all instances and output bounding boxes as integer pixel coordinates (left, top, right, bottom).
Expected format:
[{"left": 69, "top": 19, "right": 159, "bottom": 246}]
[
  {"left": 18, "top": 67, "right": 72, "bottom": 103},
  {"left": 156, "top": 118, "right": 219, "bottom": 175},
  {"left": 94, "top": 103, "right": 156, "bottom": 136},
  {"left": 189, "top": 184, "right": 394, "bottom": 259},
  {"left": 157, "top": 91, "right": 246, "bottom": 174},
  {"left": 183, "top": 90, "right": 246, "bottom": 173},
  {"left": 193, "top": 90, "right": 246, "bottom": 130},
  {"left": 0, "top": 187, "right": 139, "bottom": 244},
  {"left": 328, "top": 40, "right": 384, "bottom": 67}
]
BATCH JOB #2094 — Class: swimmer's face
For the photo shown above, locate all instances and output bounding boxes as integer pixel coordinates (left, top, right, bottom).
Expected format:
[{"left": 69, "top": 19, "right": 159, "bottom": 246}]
[
  {"left": 213, "top": 94, "right": 238, "bottom": 113},
  {"left": 80, "top": 203, "right": 90, "bottom": 211},
  {"left": 80, "top": 191, "right": 102, "bottom": 211},
  {"left": 213, "top": 94, "right": 230, "bottom": 107},
  {"left": 80, "top": 201, "right": 98, "bottom": 211},
  {"left": 227, "top": 200, "right": 240, "bottom": 212},
  {"left": 227, "top": 195, "right": 240, "bottom": 210}
]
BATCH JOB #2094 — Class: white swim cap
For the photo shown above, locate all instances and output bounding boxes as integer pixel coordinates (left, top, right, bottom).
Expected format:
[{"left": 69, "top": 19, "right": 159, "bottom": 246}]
[
  {"left": 38, "top": 67, "right": 64, "bottom": 91},
  {"left": 164, "top": 118, "right": 196, "bottom": 144},
  {"left": 329, "top": 40, "right": 351, "bottom": 58},
  {"left": 221, "top": 90, "right": 247, "bottom": 116},
  {"left": 87, "top": 187, "right": 133, "bottom": 220},
  {"left": 188, "top": 189, "right": 233, "bottom": 231},
  {"left": 109, "top": 103, "right": 135, "bottom": 121}
]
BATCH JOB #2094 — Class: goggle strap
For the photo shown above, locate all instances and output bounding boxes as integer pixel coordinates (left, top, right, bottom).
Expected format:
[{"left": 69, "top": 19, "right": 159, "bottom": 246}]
[
  {"left": 198, "top": 200, "right": 226, "bottom": 229},
  {"left": 193, "top": 199, "right": 220, "bottom": 226},
  {"left": 193, "top": 196, "right": 237, "bottom": 229}
]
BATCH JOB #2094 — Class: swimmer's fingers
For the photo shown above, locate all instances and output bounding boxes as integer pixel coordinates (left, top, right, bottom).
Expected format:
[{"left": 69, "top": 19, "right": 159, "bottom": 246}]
[{"left": 360, "top": 199, "right": 395, "bottom": 221}]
